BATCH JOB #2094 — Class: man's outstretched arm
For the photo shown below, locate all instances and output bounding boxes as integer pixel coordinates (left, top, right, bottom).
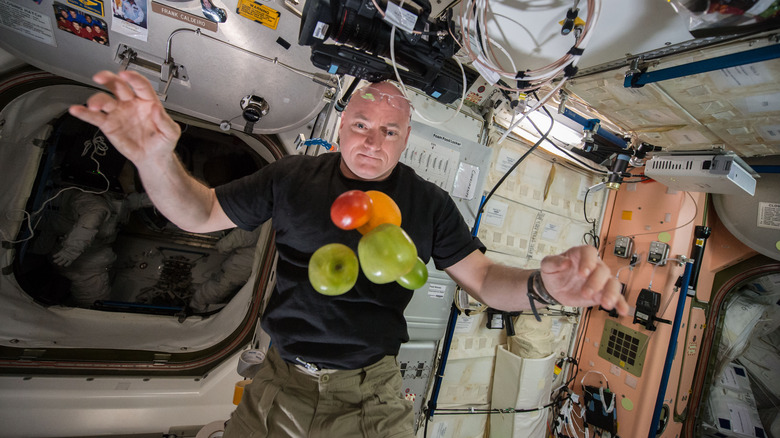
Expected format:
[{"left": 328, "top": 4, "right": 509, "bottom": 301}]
[
  {"left": 69, "top": 70, "right": 235, "bottom": 233},
  {"left": 445, "top": 246, "right": 630, "bottom": 315}
]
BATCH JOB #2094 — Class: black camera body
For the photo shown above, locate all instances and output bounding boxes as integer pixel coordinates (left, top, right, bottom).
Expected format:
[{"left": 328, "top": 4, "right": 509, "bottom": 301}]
[{"left": 299, "top": 0, "right": 468, "bottom": 104}]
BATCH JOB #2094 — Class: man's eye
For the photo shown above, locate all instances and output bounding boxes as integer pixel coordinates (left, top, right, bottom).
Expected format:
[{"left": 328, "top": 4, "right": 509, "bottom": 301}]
[
  {"left": 355, "top": 122, "right": 366, "bottom": 129},
  {"left": 386, "top": 130, "right": 398, "bottom": 137}
]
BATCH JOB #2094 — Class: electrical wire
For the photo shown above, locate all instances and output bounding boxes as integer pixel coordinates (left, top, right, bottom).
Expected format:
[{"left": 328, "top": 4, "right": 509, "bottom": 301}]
[
  {"left": 457, "top": 0, "right": 601, "bottom": 91},
  {"left": 476, "top": 104, "right": 554, "bottom": 221},
  {"left": 497, "top": 80, "right": 567, "bottom": 145},
  {"left": 582, "top": 186, "right": 599, "bottom": 249},
  {"left": 626, "top": 191, "right": 698, "bottom": 238},
  {"left": 614, "top": 255, "right": 640, "bottom": 281}
]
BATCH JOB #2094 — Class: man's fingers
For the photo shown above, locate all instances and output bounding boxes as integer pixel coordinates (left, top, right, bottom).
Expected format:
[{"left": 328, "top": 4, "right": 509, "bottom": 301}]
[
  {"left": 120, "top": 70, "right": 159, "bottom": 101},
  {"left": 581, "top": 262, "right": 611, "bottom": 300},
  {"left": 570, "top": 245, "right": 600, "bottom": 277},
  {"left": 540, "top": 254, "right": 572, "bottom": 275},
  {"left": 93, "top": 70, "right": 136, "bottom": 102},
  {"left": 151, "top": 104, "right": 181, "bottom": 140},
  {"left": 68, "top": 91, "right": 117, "bottom": 127},
  {"left": 68, "top": 104, "right": 106, "bottom": 127},
  {"left": 86, "top": 92, "right": 118, "bottom": 113},
  {"left": 600, "top": 277, "right": 630, "bottom": 316}
]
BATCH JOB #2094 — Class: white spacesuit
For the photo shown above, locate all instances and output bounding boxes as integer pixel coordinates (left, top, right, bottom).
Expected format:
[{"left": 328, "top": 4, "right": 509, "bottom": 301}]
[
  {"left": 189, "top": 227, "right": 261, "bottom": 313},
  {"left": 31, "top": 189, "right": 151, "bottom": 307}
]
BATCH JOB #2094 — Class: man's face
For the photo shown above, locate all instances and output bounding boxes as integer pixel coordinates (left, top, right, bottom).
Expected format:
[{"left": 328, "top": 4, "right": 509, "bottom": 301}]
[{"left": 338, "top": 83, "right": 411, "bottom": 181}]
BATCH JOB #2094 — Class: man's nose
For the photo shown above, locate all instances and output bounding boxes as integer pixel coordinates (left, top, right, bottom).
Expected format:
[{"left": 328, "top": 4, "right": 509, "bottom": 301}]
[{"left": 364, "top": 129, "right": 382, "bottom": 148}]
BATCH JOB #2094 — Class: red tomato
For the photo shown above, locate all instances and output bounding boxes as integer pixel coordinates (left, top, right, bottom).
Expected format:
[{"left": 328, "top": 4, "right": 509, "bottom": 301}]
[{"left": 331, "top": 190, "right": 373, "bottom": 230}]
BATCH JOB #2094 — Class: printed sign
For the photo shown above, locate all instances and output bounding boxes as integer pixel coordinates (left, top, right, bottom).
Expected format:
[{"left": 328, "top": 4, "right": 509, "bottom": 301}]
[
  {"left": 0, "top": 0, "right": 55, "bottom": 46},
  {"left": 152, "top": 2, "right": 217, "bottom": 32},
  {"left": 236, "top": 0, "right": 279, "bottom": 30}
]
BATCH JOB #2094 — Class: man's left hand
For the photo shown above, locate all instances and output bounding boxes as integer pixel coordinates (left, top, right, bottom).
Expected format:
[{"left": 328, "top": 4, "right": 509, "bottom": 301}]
[{"left": 540, "top": 245, "right": 630, "bottom": 316}]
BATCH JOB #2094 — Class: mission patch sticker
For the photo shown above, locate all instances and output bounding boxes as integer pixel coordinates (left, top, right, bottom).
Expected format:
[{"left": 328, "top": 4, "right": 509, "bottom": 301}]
[
  {"left": 236, "top": 0, "right": 279, "bottom": 30},
  {"left": 67, "top": 0, "right": 105, "bottom": 16}
]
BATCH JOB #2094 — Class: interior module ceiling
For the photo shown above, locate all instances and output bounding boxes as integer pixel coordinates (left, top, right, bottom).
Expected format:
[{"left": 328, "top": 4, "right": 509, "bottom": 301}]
[{"left": 565, "top": 35, "right": 780, "bottom": 158}]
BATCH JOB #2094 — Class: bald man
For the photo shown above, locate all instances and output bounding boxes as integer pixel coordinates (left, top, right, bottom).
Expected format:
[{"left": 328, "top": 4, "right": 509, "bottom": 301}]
[{"left": 70, "top": 71, "right": 628, "bottom": 437}]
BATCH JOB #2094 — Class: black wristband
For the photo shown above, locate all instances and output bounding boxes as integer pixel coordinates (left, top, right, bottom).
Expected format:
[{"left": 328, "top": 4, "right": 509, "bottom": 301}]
[
  {"left": 531, "top": 270, "right": 560, "bottom": 306},
  {"left": 527, "top": 273, "right": 542, "bottom": 322}
]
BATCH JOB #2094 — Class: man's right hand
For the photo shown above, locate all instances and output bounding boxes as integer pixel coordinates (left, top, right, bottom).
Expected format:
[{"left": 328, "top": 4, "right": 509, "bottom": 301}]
[{"left": 68, "top": 70, "right": 181, "bottom": 166}]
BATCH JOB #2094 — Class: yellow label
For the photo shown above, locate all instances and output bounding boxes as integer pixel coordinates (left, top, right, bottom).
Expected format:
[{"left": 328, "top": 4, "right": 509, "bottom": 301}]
[
  {"left": 236, "top": 0, "right": 280, "bottom": 30},
  {"left": 557, "top": 17, "right": 587, "bottom": 27},
  {"left": 621, "top": 210, "right": 633, "bottom": 220}
]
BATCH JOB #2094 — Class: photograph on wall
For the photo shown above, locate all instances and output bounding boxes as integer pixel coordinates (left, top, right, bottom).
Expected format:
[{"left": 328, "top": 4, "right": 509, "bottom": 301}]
[
  {"left": 111, "top": 0, "right": 148, "bottom": 41},
  {"left": 53, "top": 2, "right": 109, "bottom": 45}
]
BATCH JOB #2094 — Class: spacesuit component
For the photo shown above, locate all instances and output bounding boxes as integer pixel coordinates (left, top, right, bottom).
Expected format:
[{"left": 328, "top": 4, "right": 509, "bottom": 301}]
[{"left": 189, "top": 227, "right": 261, "bottom": 313}]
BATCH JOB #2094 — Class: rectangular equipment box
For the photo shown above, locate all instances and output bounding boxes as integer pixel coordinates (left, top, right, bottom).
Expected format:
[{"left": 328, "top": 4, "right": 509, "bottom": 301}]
[{"left": 645, "top": 153, "right": 756, "bottom": 196}]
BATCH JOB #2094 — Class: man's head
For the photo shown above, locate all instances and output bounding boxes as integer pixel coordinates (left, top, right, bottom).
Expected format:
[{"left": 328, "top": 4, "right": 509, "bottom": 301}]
[{"left": 338, "top": 82, "right": 411, "bottom": 181}]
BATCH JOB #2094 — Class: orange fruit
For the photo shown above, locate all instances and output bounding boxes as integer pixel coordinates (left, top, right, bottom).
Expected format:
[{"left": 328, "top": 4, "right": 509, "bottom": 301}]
[{"left": 357, "top": 190, "right": 401, "bottom": 234}]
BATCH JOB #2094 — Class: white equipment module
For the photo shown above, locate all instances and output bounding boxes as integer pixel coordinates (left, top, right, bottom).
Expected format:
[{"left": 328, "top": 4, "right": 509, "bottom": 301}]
[{"left": 645, "top": 153, "right": 757, "bottom": 196}]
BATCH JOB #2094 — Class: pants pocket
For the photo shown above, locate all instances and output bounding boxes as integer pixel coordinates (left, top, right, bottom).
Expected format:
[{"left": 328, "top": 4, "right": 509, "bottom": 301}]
[
  {"left": 223, "top": 363, "right": 283, "bottom": 438},
  {"left": 361, "top": 370, "right": 414, "bottom": 438}
]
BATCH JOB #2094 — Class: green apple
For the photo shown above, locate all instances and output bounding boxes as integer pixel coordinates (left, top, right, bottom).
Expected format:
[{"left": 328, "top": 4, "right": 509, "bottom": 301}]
[
  {"left": 308, "top": 243, "right": 359, "bottom": 296},
  {"left": 358, "top": 223, "right": 417, "bottom": 284},
  {"left": 397, "top": 257, "right": 428, "bottom": 290}
]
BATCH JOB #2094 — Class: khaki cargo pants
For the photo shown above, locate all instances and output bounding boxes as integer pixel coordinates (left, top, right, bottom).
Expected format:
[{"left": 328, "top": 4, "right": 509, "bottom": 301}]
[{"left": 223, "top": 347, "right": 415, "bottom": 437}]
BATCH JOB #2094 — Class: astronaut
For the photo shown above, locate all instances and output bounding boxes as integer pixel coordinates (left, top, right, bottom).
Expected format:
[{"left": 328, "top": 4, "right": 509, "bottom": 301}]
[{"left": 189, "top": 227, "right": 261, "bottom": 313}]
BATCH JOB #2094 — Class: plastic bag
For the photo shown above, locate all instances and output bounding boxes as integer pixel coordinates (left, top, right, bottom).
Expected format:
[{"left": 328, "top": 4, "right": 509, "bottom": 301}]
[{"left": 668, "top": 0, "right": 780, "bottom": 37}]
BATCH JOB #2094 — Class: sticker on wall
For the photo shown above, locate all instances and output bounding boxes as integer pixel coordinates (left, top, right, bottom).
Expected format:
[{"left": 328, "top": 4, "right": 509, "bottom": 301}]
[
  {"left": 758, "top": 202, "right": 780, "bottom": 230},
  {"left": 236, "top": 0, "right": 280, "bottom": 30},
  {"left": 67, "top": 0, "right": 105, "bottom": 16},
  {"left": 200, "top": 0, "right": 226, "bottom": 22},
  {"left": 0, "top": 0, "right": 56, "bottom": 46},
  {"left": 54, "top": 2, "right": 109, "bottom": 45},
  {"left": 151, "top": 2, "right": 217, "bottom": 32},
  {"left": 111, "top": 0, "right": 148, "bottom": 41},
  {"left": 427, "top": 283, "right": 446, "bottom": 300}
]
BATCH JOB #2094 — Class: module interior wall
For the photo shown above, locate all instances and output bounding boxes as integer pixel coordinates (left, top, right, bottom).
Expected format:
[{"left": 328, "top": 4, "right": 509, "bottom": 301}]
[{"left": 478, "top": 134, "right": 606, "bottom": 268}]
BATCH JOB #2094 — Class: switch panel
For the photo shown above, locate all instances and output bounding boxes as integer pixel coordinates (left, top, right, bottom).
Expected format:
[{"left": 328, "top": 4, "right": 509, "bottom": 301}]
[
  {"left": 614, "top": 235, "right": 633, "bottom": 258},
  {"left": 647, "top": 241, "right": 670, "bottom": 265},
  {"left": 397, "top": 341, "right": 437, "bottom": 431}
]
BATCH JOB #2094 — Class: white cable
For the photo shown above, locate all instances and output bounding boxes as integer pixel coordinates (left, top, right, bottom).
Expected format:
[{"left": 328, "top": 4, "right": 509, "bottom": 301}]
[
  {"left": 648, "top": 263, "right": 658, "bottom": 289},
  {"left": 580, "top": 369, "right": 615, "bottom": 416},
  {"left": 614, "top": 255, "right": 640, "bottom": 279},
  {"left": 460, "top": 0, "right": 602, "bottom": 91}
]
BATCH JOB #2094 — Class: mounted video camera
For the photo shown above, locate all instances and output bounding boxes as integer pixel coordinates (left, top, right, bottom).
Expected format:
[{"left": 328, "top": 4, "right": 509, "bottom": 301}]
[{"left": 298, "top": 0, "right": 467, "bottom": 104}]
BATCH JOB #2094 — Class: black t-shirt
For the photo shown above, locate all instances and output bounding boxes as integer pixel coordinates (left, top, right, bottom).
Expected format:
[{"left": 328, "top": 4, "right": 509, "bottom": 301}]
[{"left": 216, "top": 153, "right": 484, "bottom": 369}]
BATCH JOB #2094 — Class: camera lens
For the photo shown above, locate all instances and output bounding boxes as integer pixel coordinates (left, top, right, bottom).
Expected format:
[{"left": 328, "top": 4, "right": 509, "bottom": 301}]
[{"left": 331, "top": 0, "right": 388, "bottom": 54}]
